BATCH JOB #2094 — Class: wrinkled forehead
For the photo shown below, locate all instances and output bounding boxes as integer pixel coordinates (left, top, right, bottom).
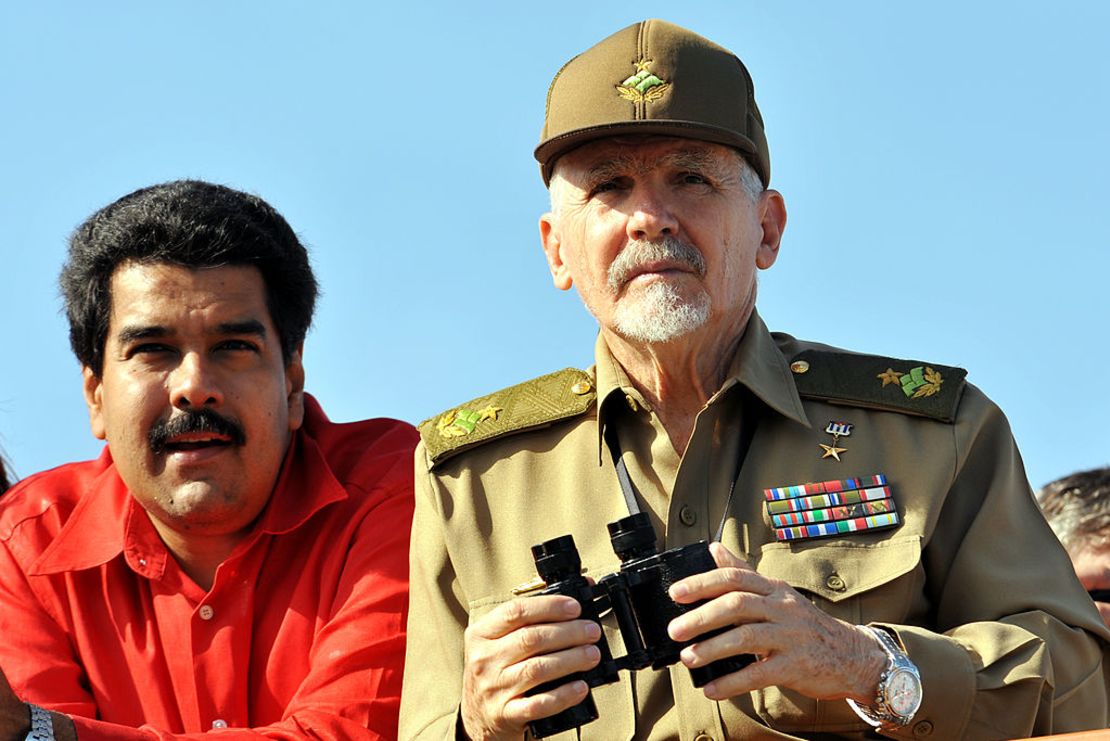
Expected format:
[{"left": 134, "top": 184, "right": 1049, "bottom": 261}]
[{"left": 553, "top": 136, "right": 743, "bottom": 185}]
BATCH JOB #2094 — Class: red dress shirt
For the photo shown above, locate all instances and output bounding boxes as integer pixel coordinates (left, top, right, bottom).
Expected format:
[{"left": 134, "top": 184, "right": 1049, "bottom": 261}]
[{"left": 0, "top": 395, "right": 416, "bottom": 740}]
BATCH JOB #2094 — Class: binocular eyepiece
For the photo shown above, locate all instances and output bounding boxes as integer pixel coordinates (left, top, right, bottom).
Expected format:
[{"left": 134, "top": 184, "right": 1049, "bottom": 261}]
[{"left": 527, "top": 513, "right": 755, "bottom": 738}]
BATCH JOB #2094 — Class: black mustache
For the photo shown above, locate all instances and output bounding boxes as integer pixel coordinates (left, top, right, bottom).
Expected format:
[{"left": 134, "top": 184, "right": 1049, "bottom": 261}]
[{"left": 148, "top": 408, "right": 246, "bottom": 454}]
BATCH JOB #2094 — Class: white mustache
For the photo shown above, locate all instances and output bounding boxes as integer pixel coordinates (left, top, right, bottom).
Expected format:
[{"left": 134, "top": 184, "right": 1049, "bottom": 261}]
[{"left": 607, "top": 238, "right": 706, "bottom": 292}]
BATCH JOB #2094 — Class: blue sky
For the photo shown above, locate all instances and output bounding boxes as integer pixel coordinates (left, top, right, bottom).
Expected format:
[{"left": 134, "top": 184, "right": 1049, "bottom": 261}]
[{"left": 2, "top": 2, "right": 1107, "bottom": 489}]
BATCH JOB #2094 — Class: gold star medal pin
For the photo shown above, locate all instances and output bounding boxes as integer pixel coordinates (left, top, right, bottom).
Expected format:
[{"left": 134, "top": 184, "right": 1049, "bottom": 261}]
[{"left": 819, "top": 421, "right": 852, "bottom": 461}]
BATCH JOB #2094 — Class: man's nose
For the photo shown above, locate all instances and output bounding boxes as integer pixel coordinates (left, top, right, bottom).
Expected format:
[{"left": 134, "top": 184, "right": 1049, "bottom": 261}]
[
  {"left": 169, "top": 352, "right": 223, "bottom": 409},
  {"left": 626, "top": 185, "right": 679, "bottom": 242}
]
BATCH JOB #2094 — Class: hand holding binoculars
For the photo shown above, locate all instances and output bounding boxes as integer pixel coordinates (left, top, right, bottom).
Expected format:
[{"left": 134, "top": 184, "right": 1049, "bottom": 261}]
[{"left": 526, "top": 512, "right": 755, "bottom": 738}]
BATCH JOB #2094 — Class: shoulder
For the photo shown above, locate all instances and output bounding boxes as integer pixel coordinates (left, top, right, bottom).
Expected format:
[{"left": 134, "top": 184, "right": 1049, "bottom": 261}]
[
  {"left": 417, "top": 368, "right": 596, "bottom": 470},
  {"left": 299, "top": 393, "right": 419, "bottom": 487},
  {"left": 0, "top": 458, "right": 102, "bottom": 547},
  {"left": 773, "top": 333, "right": 968, "bottom": 423}
]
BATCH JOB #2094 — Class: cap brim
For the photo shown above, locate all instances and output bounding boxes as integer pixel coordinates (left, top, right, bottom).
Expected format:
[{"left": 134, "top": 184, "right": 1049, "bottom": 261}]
[{"left": 535, "top": 120, "right": 764, "bottom": 186}]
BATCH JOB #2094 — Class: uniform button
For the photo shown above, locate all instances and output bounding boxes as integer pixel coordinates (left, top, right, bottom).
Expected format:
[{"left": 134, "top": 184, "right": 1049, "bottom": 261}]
[
  {"left": 825, "top": 573, "right": 846, "bottom": 592},
  {"left": 913, "top": 720, "right": 933, "bottom": 736},
  {"left": 211, "top": 719, "right": 228, "bottom": 729},
  {"left": 693, "top": 734, "right": 714, "bottom": 741},
  {"left": 790, "top": 360, "right": 810, "bottom": 374},
  {"left": 624, "top": 394, "right": 639, "bottom": 412},
  {"left": 571, "top": 381, "right": 592, "bottom": 395},
  {"left": 679, "top": 505, "right": 697, "bottom": 527},
  {"left": 199, "top": 605, "right": 215, "bottom": 621}
]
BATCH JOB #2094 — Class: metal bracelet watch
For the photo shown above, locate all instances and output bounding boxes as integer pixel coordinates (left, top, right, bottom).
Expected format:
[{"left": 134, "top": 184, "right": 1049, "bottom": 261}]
[
  {"left": 846, "top": 626, "right": 923, "bottom": 729},
  {"left": 26, "top": 704, "right": 55, "bottom": 741}
]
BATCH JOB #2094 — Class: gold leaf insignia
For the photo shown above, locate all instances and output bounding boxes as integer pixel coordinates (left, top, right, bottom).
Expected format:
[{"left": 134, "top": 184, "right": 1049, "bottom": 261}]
[
  {"left": 643, "top": 83, "right": 669, "bottom": 102},
  {"left": 436, "top": 410, "right": 465, "bottom": 438},
  {"left": 913, "top": 367, "right": 943, "bottom": 398},
  {"left": 616, "top": 85, "right": 641, "bottom": 102}
]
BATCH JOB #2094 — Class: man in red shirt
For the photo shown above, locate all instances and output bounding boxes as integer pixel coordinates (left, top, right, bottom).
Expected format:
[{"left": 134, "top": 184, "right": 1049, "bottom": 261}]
[{"left": 0, "top": 180, "right": 416, "bottom": 740}]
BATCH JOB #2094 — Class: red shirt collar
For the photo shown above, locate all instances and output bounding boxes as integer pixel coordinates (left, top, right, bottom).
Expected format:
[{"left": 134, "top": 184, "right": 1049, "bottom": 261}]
[{"left": 31, "top": 394, "right": 348, "bottom": 577}]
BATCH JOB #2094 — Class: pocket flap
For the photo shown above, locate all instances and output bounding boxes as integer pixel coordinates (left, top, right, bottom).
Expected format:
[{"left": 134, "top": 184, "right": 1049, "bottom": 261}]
[{"left": 756, "top": 534, "right": 921, "bottom": 603}]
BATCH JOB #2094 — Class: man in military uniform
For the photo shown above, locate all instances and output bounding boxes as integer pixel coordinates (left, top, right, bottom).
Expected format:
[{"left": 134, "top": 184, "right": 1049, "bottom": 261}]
[{"left": 400, "top": 20, "right": 1109, "bottom": 740}]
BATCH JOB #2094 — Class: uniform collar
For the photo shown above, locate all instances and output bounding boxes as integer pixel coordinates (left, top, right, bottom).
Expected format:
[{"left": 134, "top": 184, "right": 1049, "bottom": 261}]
[
  {"left": 31, "top": 394, "right": 347, "bottom": 577},
  {"left": 593, "top": 310, "right": 810, "bottom": 457},
  {"left": 717, "top": 310, "right": 811, "bottom": 426}
]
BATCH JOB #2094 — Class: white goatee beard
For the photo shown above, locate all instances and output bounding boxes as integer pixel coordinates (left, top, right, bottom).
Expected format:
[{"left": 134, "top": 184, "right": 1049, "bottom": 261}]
[
  {"left": 612, "top": 279, "right": 710, "bottom": 343},
  {"left": 607, "top": 238, "right": 710, "bottom": 344}
]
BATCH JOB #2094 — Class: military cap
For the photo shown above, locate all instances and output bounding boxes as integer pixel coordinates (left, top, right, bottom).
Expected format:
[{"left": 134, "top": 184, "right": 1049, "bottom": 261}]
[{"left": 535, "top": 19, "right": 771, "bottom": 186}]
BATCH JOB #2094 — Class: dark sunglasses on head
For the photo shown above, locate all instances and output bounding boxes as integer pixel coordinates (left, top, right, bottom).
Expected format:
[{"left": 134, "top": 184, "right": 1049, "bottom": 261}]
[{"left": 1088, "top": 589, "right": 1110, "bottom": 603}]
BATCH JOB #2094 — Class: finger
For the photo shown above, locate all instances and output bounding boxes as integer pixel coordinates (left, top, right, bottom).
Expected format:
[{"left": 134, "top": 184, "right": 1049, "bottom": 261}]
[
  {"left": 668, "top": 590, "right": 769, "bottom": 643},
  {"left": 670, "top": 547, "right": 768, "bottom": 603},
  {"left": 700, "top": 653, "right": 786, "bottom": 701},
  {"left": 504, "top": 619, "right": 602, "bottom": 664},
  {"left": 507, "top": 643, "right": 602, "bottom": 696},
  {"left": 669, "top": 563, "right": 774, "bottom": 606},
  {"left": 679, "top": 621, "right": 772, "bottom": 668},
  {"left": 501, "top": 677, "right": 591, "bottom": 727},
  {"left": 469, "top": 596, "right": 581, "bottom": 640},
  {"left": 670, "top": 568, "right": 772, "bottom": 604}
]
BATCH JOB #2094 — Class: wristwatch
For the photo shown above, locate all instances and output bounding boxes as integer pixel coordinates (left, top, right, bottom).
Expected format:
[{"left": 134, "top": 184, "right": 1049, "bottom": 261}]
[
  {"left": 26, "top": 704, "right": 54, "bottom": 741},
  {"left": 846, "top": 626, "right": 923, "bottom": 729}
]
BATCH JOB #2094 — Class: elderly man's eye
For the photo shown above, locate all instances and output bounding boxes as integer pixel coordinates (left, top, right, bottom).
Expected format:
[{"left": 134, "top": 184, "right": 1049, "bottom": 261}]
[
  {"left": 593, "top": 180, "right": 620, "bottom": 193},
  {"left": 682, "top": 172, "right": 709, "bottom": 185}
]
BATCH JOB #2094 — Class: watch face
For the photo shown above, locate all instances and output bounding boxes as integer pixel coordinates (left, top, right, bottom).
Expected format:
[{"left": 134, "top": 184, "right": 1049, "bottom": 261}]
[{"left": 887, "top": 668, "right": 923, "bottom": 717}]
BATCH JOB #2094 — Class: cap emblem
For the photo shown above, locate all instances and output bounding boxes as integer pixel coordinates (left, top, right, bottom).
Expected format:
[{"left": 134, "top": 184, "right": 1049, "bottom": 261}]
[{"left": 616, "top": 59, "right": 670, "bottom": 103}]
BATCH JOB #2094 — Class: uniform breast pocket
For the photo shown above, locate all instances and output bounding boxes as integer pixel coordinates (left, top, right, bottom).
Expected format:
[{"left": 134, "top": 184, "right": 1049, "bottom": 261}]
[
  {"left": 736, "top": 534, "right": 925, "bottom": 733},
  {"left": 756, "top": 533, "right": 924, "bottom": 624}
]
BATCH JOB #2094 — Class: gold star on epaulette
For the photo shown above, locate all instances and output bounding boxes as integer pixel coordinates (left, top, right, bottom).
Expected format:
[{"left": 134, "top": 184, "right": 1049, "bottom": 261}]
[{"left": 877, "top": 368, "right": 902, "bottom": 387}]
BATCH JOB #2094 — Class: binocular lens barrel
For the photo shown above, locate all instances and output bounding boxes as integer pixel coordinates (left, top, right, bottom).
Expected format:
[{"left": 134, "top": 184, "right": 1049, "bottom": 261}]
[
  {"left": 607, "top": 512, "right": 658, "bottom": 561},
  {"left": 531, "top": 535, "right": 582, "bottom": 583}
]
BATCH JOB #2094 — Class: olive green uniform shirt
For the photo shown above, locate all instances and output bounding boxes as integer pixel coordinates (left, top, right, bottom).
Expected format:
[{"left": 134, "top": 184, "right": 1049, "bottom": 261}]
[{"left": 400, "top": 313, "right": 1109, "bottom": 740}]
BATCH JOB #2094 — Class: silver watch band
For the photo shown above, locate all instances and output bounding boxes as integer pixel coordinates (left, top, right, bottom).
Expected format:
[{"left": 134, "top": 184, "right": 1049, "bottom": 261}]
[
  {"left": 26, "top": 704, "right": 55, "bottom": 741},
  {"left": 846, "top": 625, "right": 922, "bottom": 728}
]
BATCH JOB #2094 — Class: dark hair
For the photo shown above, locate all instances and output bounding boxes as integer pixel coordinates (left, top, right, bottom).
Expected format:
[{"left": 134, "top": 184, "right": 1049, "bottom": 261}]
[
  {"left": 60, "top": 180, "right": 317, "bottom": 376},
  {"left": 0, "top": 450, "right": 12, "bottom": 496},
  {"left": 1038, "top": 467, "right": 1110, "bottom": 553}
]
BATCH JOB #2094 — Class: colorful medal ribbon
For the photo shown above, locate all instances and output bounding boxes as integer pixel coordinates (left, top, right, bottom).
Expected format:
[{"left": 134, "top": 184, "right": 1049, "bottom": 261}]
[{"left": 763, "top": 474, "right": 899, "bottom": 542}]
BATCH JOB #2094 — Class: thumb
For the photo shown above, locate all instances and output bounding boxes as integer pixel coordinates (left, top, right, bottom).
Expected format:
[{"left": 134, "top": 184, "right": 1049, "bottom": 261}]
[{"left": 708, "top": 541, "right": 751, "bottom": 570}]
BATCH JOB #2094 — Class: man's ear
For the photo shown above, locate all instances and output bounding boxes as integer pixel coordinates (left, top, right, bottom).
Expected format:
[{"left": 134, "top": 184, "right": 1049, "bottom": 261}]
[
  {"left": 286, "top": 343, "right": 306, "bottom": 431},
  {"left": 755, "top": 189, "right": 787, "bottom": 270},
  {"left": 539, "top": 213, "right": 574, "bottom": 291},
  {"left": 82, "top": 367, "right": 107, "bottom": 440}
]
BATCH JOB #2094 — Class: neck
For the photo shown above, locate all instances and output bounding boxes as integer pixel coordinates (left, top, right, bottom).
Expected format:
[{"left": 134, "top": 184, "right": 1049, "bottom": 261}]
[
  {"left": 148, "top": 522, "right": 244, "bottom": 592},
  {"left": 603, "top": 308, "right": 751, "bottom": 454}
]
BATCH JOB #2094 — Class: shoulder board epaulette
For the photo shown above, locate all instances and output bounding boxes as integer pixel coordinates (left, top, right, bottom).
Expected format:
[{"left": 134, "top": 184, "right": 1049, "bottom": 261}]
[
  {"left": 419, "top": 368, "right": 596, "bottom": 468},
  {"left": 788, "top": 349, "right": 967, "bottom": 423}
]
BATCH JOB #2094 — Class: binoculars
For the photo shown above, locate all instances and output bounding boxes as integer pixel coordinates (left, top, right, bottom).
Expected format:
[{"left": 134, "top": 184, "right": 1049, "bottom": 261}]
[{"left": 527, "top": 512, "right": 755, "bottom": 738}]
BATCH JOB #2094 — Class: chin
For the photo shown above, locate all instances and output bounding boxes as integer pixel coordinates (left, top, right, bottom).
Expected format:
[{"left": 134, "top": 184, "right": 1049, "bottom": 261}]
[{"left": 613, "top": 287, "right": 709, "bottom": 344}]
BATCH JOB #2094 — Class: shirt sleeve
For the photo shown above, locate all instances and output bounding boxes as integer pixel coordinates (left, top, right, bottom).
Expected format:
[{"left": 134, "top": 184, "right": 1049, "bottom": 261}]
[
  {"left": 0, "top": 539, "right": 99, "bottom": 719},
  {"left": 2, "top": 466, "right": 414, "bottom": 741},
  {"left": 398, "top": 443, "right": 468, "bottom": 740},
  {"left": 879, "top": 386, "right": 1110, "bottom": 739}
]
